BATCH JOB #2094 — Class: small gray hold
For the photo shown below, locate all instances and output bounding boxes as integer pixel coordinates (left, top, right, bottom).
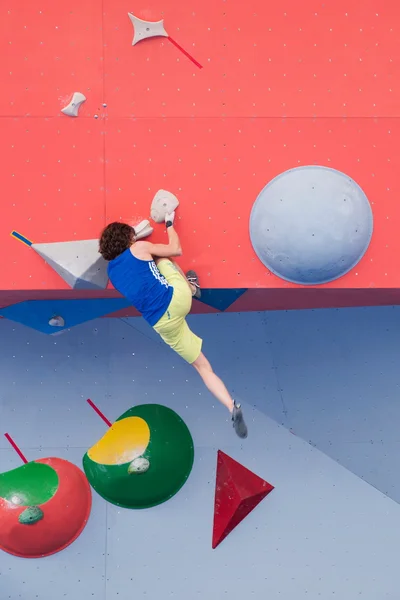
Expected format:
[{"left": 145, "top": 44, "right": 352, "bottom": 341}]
[
  {"left": 49, "top": 315, "right": 65, "bottom": 327},
  {"left": 19, "top": 506, "right": 44, "bottom": 525},
  {"left": 61, "top": 92, "right": 86, "bottom": 117}
]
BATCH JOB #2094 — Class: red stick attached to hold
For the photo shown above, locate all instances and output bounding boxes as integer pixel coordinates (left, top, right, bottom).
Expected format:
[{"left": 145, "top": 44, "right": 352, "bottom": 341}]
[
  {"left": 167, "top": 36, "right": 203, "bottom": 69},
  {"left": 4, "top": 433, "right": 28, "bottom": 464},
  {"left": 86, "top": 399, "right": 112, "bottom": 428}
]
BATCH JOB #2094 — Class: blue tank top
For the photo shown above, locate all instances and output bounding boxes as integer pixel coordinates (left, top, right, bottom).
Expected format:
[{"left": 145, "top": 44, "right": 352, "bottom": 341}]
[{"left": 108, "top": 250, "right": 174, "bottom": 326}]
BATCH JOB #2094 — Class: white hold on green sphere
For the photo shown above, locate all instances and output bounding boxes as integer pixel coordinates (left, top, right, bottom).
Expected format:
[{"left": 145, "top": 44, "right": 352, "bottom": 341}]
[{"left": 128, "top": 457, "right": 150, "bottom": 474}]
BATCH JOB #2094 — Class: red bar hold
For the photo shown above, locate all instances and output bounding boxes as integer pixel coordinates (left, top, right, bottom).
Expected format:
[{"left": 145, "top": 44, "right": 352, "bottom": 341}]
[
  {"left": 167, "top": 37, "right": 203, "bottom": 69},
  {"left": 4, "top": 433, "right": 28, "bottom": 464},
  {"left": 86, "top": 399, "right": 112, "bottom": 427}
]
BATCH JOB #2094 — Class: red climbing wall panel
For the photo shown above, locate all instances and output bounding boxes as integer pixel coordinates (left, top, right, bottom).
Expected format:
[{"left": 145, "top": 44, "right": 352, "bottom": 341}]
[
  {"left": 1, "top": 0, "right": 400, "bottom": 309},
  {"left": 1, "top": 118, "right": 104, "bottom": 291},
  {"left": 0, "top": 1, "right": 103, "bottom": 117}
]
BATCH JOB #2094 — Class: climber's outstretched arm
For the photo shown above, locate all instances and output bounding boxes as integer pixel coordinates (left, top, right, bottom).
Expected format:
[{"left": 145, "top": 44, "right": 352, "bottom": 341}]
[{"left": 131, "top": 218, "right": 182, "bottom": 260}]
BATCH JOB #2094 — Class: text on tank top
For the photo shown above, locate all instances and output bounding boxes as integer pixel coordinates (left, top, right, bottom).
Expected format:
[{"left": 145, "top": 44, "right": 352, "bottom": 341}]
[{"left": 107, "top": 249, "right": 174, "bottom": 326}]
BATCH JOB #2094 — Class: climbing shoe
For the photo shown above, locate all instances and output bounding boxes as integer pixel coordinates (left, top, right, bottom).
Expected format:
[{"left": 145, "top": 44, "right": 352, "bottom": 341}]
[
  {"left": 186, "top": 270, "right": 201, "bottom": 299},
  {"left": 232, "top": 401, "right": 248, "bottom": 439}
]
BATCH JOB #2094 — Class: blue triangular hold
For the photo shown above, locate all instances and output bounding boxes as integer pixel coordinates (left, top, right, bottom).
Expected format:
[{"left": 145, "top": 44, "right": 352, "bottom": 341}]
[
  {"left": 195, "top": 289, "right": 247, "bottom": 312},
  {"left": 0, "top": 298, "right": 131, "bottom": 334}
]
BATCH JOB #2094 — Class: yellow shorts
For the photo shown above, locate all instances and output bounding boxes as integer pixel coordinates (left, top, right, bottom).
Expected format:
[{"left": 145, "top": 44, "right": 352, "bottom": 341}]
[{"left": 153, "top": 259, "right": 203, "bottom": 364}]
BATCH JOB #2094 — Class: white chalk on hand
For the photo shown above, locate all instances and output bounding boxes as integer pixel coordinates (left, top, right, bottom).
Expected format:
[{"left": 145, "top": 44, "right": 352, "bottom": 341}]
[{"left": 165, "top": 211, "right": 175, "bottom": 224}]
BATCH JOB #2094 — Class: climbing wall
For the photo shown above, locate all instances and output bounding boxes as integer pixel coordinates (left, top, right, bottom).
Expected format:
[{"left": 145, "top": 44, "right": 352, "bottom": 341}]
[
  {"left": 2, "top": 1, "right": 400, "bottom": 330},
  {"left": 1, "top": 309, "right": 400, "bottom": 598}
]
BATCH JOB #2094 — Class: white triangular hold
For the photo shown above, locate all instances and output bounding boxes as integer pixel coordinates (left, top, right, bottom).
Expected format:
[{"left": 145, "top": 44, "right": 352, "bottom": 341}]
[
  {"left": 150, "top": 190, "right": 179, "bottom": 223},
  {"left": 61, "top": 92, "right": 87, "bottom": 117},
  {"left": 32, "top": 239, "right": 109, "bottom": 290},
  {"left": 128, "top": 13, "right": 168, "bottom": 46}
]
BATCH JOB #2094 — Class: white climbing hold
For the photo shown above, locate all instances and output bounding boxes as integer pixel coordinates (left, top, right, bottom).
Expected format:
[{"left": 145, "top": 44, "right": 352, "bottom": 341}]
[
  {"left": 10, "top": 495, "right": 23, "bottom": 506},
  {"left": 128, "top": 13, "right": 168, "bottom": 46},
  {"left": 150, "top": 190, "right": 180, "bottom": 223},
  {"left": 128, "top": 457, "right": 150, "bottom": 474},
  {"left": 61, "top": 92, "right": 86, "bottom": 117},
  {"left": 32, "top": 239, "right": 109, "bottom": 290},
  {"left": 133, "top": 219, "right": 154, "bottom": 240},
  {"left": 49, "top": 316, "right": 65, "bottom": 327}
]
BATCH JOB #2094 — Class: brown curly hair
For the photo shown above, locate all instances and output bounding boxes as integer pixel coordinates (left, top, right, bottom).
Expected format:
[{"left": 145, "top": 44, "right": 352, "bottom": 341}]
[{"left": 99, "top": 222, "right": 135, "bottom": 261}]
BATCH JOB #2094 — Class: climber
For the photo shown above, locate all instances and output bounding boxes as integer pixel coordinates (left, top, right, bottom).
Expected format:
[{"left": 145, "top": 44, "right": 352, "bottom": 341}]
[{"left": 99, "top": 211, "right": 248, "bottom": 439}]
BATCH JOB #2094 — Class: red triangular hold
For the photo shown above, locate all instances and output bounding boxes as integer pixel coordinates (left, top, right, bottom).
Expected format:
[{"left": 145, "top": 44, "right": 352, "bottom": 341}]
[{"left": 212, "top": 450, "right": 274, "bottom": 549}]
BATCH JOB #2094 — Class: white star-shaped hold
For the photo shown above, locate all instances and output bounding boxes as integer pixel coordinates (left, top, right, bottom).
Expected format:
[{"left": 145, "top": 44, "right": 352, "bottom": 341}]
[{"left": 128, "top": 13, "right": 168, "bottom": 46}]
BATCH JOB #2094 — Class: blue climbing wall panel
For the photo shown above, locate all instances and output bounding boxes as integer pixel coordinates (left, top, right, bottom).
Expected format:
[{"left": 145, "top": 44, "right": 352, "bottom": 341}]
[
  {"left": 0, "top": 298, "right": 131, "bottom": 334},
  {"left": 1, "top": 307, "right": 400, "bottom": 598}
]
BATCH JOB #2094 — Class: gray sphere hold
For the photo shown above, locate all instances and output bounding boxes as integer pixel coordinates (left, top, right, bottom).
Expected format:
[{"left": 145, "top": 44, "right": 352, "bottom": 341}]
[{"left": 249, "top": 166, "right": 373, "bottom": 285}]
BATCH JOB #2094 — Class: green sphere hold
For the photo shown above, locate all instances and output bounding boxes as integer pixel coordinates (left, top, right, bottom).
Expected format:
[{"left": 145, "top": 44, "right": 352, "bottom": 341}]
[{"left": 83, "top": 404, "right": 194, "bottom": 509}]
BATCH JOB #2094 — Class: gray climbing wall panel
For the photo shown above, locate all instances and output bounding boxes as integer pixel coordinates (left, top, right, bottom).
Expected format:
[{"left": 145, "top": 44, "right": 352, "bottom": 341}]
[{"left": 1, "top": 309, "right": 400, "bottom": 598}]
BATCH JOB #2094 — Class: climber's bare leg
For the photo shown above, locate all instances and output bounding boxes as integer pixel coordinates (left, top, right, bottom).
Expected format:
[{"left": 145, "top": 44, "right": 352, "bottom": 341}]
[
  {"left": 192, "top": 352, "right": 234, "bottom": 412},
  {"left": 192, "top": 352, "right": 248, "bottom": 438}
]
